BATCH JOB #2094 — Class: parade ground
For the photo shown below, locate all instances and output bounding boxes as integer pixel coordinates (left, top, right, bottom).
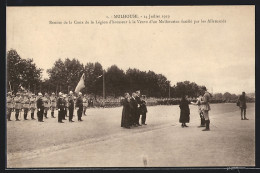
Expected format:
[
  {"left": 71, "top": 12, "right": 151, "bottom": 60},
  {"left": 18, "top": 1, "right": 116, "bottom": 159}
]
[{"left": 6, "top": 103, "right": 255, "bottom": 168}]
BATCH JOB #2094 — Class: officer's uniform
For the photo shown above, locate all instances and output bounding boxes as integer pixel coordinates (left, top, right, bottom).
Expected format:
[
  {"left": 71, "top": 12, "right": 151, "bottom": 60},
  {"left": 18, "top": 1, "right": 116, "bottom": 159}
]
[
  {"left": 57, "top": 94, "right": 65, "bottom": 123},
  {"left": 83, "top": 96, "right": 88, "bottom": 115},
  {"left": 76, "top": 94, "right": 83, "bottom": 121},
  {"left": 43, "top": 95, "right": 50, "bottom": 118},
  {"left": 6, "top": 93, "right": 13, "bottom": 121},
  {"left": 14, "top": 94, "right": 22, "bottom": 121},
  {"left": 201, "top": 90, "right": 211, "bottom": 131},
  {"left": 64, "top": 96, "right": 69, "bottom": 118},
  {"left": 50, "top": 94, "right": 56, "bottom": 118},
  {"left": 36, "top": 94, "right": 44, "bottom": 122},
  {"left": 23, "top": 95, "right": 30, "bottom": 120},
  {"left": 68, "top": 94, "right": 74, "bottom": 122},
  {"left": 29, "top": 95, "right": 36, "bottom": 120}
]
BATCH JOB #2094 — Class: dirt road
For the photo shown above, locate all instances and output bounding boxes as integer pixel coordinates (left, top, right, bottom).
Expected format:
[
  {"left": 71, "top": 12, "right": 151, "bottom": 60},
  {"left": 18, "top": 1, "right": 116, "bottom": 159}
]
[{"left": 6, "top": 103, "right": 255, "bottom": 167}]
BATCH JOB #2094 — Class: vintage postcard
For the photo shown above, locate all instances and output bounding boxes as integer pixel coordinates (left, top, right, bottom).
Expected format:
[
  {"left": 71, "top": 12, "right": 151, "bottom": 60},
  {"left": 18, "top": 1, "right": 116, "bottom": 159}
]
[{"left": 6, "top": 6, "right": 255, "bottom": 168}]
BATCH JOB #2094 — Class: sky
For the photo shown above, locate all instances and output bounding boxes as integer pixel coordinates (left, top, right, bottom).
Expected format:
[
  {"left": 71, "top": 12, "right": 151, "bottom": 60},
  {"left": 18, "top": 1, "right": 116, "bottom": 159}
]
[{"left": 6, "top": 6, "right": 255, "bottom": 95}]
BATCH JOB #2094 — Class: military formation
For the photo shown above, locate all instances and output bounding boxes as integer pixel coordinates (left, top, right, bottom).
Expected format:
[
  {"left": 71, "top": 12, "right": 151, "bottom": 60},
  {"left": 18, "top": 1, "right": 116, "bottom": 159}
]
[{"left": 6, "top": 91, "right": 88, "bottom": 123}]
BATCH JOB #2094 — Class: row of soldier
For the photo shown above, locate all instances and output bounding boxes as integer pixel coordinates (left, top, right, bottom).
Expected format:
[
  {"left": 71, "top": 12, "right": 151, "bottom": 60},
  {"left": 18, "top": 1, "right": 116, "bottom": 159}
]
[{"left": 6, "top": 91, "right": 90, "bottom": 122}]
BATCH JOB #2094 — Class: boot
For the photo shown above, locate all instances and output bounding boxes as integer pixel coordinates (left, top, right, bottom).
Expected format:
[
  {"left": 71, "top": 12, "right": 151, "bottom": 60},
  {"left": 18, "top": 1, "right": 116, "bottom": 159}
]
[
  {"left": 31, "top": 113, "right": 35, "bottom": 120},
  {"left": 202, "top": 120, "right": 210, "bottom": 131},
  {"left": 15, "top": 113, "right": 20, "bottom": 121},
  {"left": 198, "top": 118, "right": 206, "bottom": 127},
  {"left": 24, "top": 113, "right": 28, "bottom": 120},
  {"left": 51, "top": 112, "right": 55, "bottom": 118},
  {"left": 44, "top": 112, "right": 48, "bottom": 118}
]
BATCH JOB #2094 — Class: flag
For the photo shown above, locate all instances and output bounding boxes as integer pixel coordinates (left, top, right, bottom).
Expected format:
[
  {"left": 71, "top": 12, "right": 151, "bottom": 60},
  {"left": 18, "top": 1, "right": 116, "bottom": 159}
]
[{"left": 75, "top": 73, "right": 85, "bottom": 93}]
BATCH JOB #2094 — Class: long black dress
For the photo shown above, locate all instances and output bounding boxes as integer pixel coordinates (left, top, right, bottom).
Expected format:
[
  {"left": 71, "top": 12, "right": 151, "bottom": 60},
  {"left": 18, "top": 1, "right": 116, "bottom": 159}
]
[
  {"left": 121, "top": 98, "right": 131, "bottom": 127},
  {"left": 179, "top": 98, "right": 190, "bottom": 123}
]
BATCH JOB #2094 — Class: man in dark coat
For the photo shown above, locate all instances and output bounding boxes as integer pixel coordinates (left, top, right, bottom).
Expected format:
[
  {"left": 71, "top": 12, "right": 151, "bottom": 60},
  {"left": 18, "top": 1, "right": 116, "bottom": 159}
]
[
  {"left": 135, "top": 90, "right": 142, "bottom": 126},
  {"left": 130, "top": 92, "right": 138, "bottom": 126},
  {"left": 68, "top": 91, "right": 75, "bottom": 122},
  {"left": 140, "top": 95, "right": 148, "bottom": 125},
  {"left": 238, "top": 91, "right": 248, "bottom": 120},
  {"left": 56, "top": 92, "right": 65, "bottom": 123},
  {"left": 76, "top": 92, "right": 83, "bottom": 121},
  {"left": 121, "top": 93, "right": 131, "bottom": 128},
  {"left": 36, "top": 93, "right": 44, "bottom": 122}
]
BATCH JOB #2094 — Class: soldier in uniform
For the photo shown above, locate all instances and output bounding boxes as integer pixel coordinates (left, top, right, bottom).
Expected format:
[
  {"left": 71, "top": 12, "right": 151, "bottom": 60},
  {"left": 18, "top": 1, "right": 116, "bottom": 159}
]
[
  {"left": 83, "top": 94, "right": 88, "bottom": 116},
  {"left": 29, "top": 94, "right": 36, "bottom": 120},
  {"left": 68, "top": 91, "right": 75, "bottom": 122},
  {"left": 37, "top": 93, "right": 44, "bottom": 122},
  {"left": 14, "top": 92, "right": 22, "bottom": 121},
  {"left": 200, "top": 87, "right": 211, "bottom": 131},
  {"left": 50, "top": 92, "right": 56, "bottom": 118},
  {"left": 57, "top": 92, "right": 65, "bottom": 123},
  {"left": 23, "top": 93, "right": 30, "bottom": 120},
  {"left": 43, "top": 93, "right": 51, "bottom": 118},
  {"left": 6, "top": 92, "right": 13, "bottom": 121},
  {"left": 64, "top": 94, "right": 69, "bottom": 119},
  {"left": 75, "top": 92, "right": 83, "bottom": 121}
]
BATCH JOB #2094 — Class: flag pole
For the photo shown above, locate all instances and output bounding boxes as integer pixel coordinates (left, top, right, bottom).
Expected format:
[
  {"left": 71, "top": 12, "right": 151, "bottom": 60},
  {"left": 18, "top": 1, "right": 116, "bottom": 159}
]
[{"left": 103, "top": 70, "right": 105, "bottom": 100}]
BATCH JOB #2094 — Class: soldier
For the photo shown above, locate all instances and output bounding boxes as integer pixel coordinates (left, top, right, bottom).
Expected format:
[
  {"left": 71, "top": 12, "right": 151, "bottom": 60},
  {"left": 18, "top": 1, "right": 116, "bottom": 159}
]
[
  {"left": 50, "top": 92, "right": 56, "bottom": 118},
  {"left": 14, "top": 92, "right": 22, "bottom": 121},
  {"left": 191, "top": 92, "right": 205, "bottom": 127},
  {"left": 57, "top": 92, "right": 65, "bottom": 123},
  {"left": 37, "top": 93, "right": 44, "bottom": 122},
  {"left": 68, "top": 91, "right": 75, "bottom": 122},
  {"left": 75, "top": 92, "right": 83, "bottom": 121},
  {"left": 43, "top": 93, "right": 50, "bottom": 118},
  {"left": 140, "top": 95, "right": 148, "bottom": 125},
  {"left": 200, "top": 87, "right": 211, "bottom": 131},
  {"left": 23, "top": 92, "right": 30, "bottom": 120},
  {"left": 6, "top": 92, "right": 13, "bottom": 121},
  {"left": 29, "top": 94, "right": 36, "bottom": 120},
  {"left": 83, "top": 94, "right": 88, "bottom": 116},
  {"left": 64, "top": 94, "right": 69, "bottom": 118}
]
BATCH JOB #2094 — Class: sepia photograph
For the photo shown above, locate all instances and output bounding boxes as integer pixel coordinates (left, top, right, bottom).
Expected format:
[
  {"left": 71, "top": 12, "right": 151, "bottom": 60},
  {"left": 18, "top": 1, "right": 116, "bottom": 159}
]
[{"left": 6, "top": 6, "right": 255, "bottom": 168}]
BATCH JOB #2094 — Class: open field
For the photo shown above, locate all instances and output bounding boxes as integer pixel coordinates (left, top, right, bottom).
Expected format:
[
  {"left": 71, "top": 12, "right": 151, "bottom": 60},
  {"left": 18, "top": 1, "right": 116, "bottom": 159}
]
[{"left": 6, "top": 103, "right": 255, "bottom": 167}]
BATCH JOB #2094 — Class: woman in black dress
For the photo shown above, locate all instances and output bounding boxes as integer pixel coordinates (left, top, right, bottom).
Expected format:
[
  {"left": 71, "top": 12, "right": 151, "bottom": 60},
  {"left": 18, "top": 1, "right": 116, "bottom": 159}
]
[
  {"left": 121, "top": 93, "right": 131, "bottom": 129},
  {"left": 179, "top": 95, "right": 190, "bottom": 127}
]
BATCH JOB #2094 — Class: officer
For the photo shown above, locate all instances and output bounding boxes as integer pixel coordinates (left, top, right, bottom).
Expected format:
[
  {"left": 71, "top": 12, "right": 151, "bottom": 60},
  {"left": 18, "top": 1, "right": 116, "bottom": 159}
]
[
  {"left": 43, "top": 93, "right": 50, "bottom": 118},
  {"left": 57, "top": 92, "right": 65, "bottom": 123},
  {"left": 23, "top": 92, "right": 30, "bottom": 120},
  {"left": 29, "top": 93, "right": 36, "bottom": 120},
  {"left": 36, "top": 93, "right": 44, "bottom": 122},
  {"left": 14, "top": 92, "right": 22, "bottom": 121},
  {"left": 200, "top": 87, "right": 211, "bottom": 131},
  {"left": 50, "top": 92, "right": 56, "bottom": 118},
  {"left": 6, "top": 92, "right": 13, "bottom": 121},
  {"left": 75, "top": 92, "right": 83, "bottom": 121},
  {"left": 68, "top": 91, "right": 75, "bottom": 122},
  {"left": 83, "top": 94, "right": 88, "bottom": 116},
  {"left": 64, "top": 94, "right": 69, "bottom": 119}
]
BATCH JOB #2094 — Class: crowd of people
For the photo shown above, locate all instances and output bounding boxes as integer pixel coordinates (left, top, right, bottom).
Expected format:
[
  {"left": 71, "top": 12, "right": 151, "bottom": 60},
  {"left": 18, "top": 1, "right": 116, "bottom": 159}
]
[
  {"left": 121, "top": 90, "right": 148, "bottom": 129},
  {"left": 6, "top": 91, "right": 90, "bottom": 123},
  {"left": 6, "top": 87, "right": 248, "bottom": 131}
]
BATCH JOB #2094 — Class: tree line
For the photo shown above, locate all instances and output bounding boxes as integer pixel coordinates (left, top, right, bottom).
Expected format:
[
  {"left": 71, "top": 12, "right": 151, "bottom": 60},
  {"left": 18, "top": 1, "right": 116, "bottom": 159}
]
[{"left": 7, "top": 49, "right": 254, "bottom": 101}]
